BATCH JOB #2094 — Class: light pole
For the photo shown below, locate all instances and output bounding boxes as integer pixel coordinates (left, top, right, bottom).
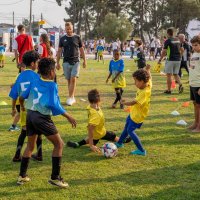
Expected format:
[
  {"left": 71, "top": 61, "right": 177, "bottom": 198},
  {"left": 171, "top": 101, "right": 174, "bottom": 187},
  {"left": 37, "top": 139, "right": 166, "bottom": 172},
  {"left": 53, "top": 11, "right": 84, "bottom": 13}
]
[{"left": 29, "top": 0, "right": 34, "bottom": 35}]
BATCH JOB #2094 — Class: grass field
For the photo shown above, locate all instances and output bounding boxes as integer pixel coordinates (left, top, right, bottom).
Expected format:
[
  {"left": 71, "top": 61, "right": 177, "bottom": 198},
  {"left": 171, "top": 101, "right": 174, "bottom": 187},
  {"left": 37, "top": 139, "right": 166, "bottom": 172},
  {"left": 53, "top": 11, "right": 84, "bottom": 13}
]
[{"left": 0, "top": 56, "right": 200, "bottom": 200}]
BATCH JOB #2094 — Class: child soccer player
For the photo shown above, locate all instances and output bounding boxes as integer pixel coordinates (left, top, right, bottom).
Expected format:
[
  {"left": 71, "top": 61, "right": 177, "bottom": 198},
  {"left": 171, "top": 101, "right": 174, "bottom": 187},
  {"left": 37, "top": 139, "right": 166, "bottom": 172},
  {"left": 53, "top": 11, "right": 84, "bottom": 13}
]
[
  {"left": 67, "top": 89, "right": 130, "bottom": 152},
  {"left": 9, "top": 51, "right": 43, "bottom": 162},
  {"left": 106, "top": 49, "right": 126, "bottom": 109},
  {"left": 188, "top": 36, "right": 200, "bottom": 132},
  {"left": 96, "top": 42, "right": 104, "bottom": 63},
  {"left": 115, "top": 65, "right": 152, "bottom": 156},
  {"left": 134, "top": 40, "right": 146, "bottom": 69},
  {"left": 0, "top": 43, "right": 6, "bottom": 68},
  {"left": 9, "top": 65, "right": 26, "bottom": 132},
  {"left": 17, "top": 58, "right": 76, "bottom": 188}
]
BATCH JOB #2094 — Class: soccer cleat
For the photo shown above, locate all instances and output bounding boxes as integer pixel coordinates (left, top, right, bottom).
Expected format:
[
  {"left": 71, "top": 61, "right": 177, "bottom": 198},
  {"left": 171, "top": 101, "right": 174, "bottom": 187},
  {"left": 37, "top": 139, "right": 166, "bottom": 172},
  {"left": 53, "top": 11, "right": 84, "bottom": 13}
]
[
  {"left": 12, "top": 155, "right": 22, "bottom": 162},
  {"left": 163, "top": 90, "right": 171, "bottom": 94},
  {"left": 48, "top": 177, "right": 69, "bottom": 188},
  {"left": 115, "top": 142, "right": 124, "bottom": 148},
  {"left": 31, "top": 154, "right": 43, "bottom": 161},
  {"left": 17, "top": 176, "right": 31, "bottom": 185},
  {"left": 111, "top": 104, "right": 116, "bottom": 108},
  {"left": 130, "top": 149, "right": 146, "bottom": 156},
  {"left": 8, "top": 126, "right": 20, "bottom": 132},
  {"left": 66, "top": 141, "right": 79, "bottom": 148},
  {"left": 179, "top": 84, "right": 184, "bottom": 93},
  {"left": 120, "top": 104, "right": 124, "bottom": 109}
]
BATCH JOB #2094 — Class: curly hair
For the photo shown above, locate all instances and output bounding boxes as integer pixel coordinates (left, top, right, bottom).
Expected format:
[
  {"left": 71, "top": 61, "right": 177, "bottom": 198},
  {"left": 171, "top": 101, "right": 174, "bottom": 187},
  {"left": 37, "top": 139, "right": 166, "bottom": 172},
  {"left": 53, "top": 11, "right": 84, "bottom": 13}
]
[
  {"left": 22, "top": 50, "right": 40, "bottom": 66},
  {"left": 132, "top": 69, "right": 150, "bottom": 83},
  {"left": 38, "top": 57, "right": 56, "bottom": 76},
  {"left": 88, "top": 89, "right": 100, "bottom": 104},
  {"left": 40, "top": 34, "right": 51, "bottom": 57}
]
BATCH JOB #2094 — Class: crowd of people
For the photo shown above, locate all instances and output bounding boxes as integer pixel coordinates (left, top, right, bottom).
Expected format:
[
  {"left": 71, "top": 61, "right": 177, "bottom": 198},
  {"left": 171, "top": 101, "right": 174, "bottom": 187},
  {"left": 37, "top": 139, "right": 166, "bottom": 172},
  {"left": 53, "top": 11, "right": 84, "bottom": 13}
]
[{"left": 2, "top": 21, "right": 200, "bottom": 189}]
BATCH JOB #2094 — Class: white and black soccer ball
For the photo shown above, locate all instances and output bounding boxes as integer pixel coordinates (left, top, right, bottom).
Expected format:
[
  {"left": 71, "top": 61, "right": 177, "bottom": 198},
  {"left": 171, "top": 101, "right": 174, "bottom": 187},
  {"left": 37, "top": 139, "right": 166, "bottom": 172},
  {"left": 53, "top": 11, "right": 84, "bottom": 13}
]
[{"left": 101, "top": 142, "right": 118, "bottom": 158}]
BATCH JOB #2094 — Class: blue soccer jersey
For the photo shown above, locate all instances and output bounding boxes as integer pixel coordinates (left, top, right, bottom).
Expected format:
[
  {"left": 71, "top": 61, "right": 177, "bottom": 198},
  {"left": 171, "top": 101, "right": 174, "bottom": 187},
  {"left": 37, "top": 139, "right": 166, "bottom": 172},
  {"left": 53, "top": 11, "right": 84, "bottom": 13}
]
[
  {"left": 9, "top": 69, "right": 40, "bottom": 101},
  {"left": 22, "top": 78, "right": 66, "bottom": 116},
  {"left": 109, "top": 59, "right": 124, "bottom": 73},
  {"left": 97, "top": 45, "right": 104, "bottom": 52}
]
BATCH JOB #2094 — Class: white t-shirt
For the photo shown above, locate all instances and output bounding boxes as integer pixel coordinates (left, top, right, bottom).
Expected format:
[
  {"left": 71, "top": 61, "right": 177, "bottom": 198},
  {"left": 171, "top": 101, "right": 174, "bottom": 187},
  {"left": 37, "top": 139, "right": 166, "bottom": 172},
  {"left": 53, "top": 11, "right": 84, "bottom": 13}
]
[
  {"left": 130, "top": 40, "right": 135, "bottom": 48},
  {"left": 112, "top": 42, "right": 119, "bottom": 50},
  {"left": 38, "top": 44, "right": 43, "bottom": 55},
  {"left": 189, "top": 52, "right": 200, "bottom": 87},
  {"left": 150, "top": 40, "right": 156, "bottom": 48},
  {"left": 51, "top": 47, "right": 57, "bottom": 59}
]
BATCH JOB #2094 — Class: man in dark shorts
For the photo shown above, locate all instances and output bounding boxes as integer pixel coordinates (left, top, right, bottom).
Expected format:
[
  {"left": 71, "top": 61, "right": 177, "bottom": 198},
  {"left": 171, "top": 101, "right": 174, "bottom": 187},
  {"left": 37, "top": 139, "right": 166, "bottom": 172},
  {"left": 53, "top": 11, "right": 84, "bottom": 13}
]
[
  {"left": 158, "top": 28, "right": 184, "bottom": 94},
  {"left": 56, "top": 22, "right": 87, "bottom": 106}
]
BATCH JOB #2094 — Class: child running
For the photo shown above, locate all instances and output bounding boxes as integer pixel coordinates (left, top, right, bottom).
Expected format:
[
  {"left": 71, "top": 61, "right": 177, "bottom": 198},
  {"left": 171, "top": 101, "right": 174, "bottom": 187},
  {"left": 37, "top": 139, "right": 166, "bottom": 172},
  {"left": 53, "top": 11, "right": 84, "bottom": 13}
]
[
  {"left": 115, "top": 65, "right": 152, "bottom": 156},
  {"left": 106, "top": 49, "right": 126, "bottom": 109},
  {"left": 9, "top": 51, "right": 43, "bottom": 162},
  {"left": 96, "top": 42, "right": 104, "bottom": 63},
  {"left": 0, "top": 43, "right": 6, "bottom": 68},
  {"left": 17, "top": 57, "right": 76, "bottom": 188},
  {"left": 67, "top": 89, "right": 131, "bottom": 152}
]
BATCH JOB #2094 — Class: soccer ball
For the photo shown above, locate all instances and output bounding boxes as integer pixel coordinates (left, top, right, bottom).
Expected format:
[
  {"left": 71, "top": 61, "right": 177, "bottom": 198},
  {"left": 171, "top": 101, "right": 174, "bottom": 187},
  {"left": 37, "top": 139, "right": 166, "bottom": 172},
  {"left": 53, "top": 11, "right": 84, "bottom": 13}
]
[{"left": 101, "top": 142, "right": 118, "bottom": 158}]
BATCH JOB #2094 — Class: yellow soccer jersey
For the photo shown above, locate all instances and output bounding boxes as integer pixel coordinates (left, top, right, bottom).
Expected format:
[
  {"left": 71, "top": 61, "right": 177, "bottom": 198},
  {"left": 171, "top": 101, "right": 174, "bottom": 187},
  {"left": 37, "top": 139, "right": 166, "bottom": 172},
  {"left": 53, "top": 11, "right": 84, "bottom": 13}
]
[
  {"left": 130, "top": 80, "right": 152, "bottom": 123},
  {"left": 87, "top": 105, "right": 106, "bottom": 140}
]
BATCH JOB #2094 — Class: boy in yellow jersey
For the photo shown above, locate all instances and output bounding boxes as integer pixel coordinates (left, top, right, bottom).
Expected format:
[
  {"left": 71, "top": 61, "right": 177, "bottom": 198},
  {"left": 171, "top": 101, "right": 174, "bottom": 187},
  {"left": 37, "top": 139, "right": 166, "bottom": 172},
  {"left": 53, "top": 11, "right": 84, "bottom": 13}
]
[
  {"left": 115, "top": 65, "right": 152, "bottom": 156},
  {"left": 67, "top": 89, "right": 131, "bottom": 153}
]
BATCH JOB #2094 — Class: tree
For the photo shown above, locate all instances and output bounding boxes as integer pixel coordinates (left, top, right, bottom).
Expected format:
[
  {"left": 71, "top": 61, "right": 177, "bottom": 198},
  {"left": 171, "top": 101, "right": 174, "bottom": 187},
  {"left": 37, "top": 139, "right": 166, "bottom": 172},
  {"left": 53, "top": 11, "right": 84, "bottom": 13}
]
[{"left": 96, "top": 13, "right": 132, "bottom": 42}]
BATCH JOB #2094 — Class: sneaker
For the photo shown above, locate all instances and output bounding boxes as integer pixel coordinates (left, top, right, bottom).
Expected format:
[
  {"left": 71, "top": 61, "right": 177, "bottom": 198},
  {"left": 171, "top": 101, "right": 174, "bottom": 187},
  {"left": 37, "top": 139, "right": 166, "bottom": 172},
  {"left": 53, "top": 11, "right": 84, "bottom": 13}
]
[
  {"left": 66, "top": 97, "right": 76, "bottom": 106},
  {"left": 48, "top": 177, "right": 69, "bottom": 188},
  {"left": 66, "top": 141, "right": 79, "bottom": 148},
  {"left": 130, "top": 149, "right": 146, "bottom": 156},
  {"left": 115, "top": 142, "right": 124, "bottom": 148},
  {"left": 31, "top": 154, "right": 43, "bottom": 161},
  {"left": 179, "top": 84, "right": 184, "bottom": 93},
  {"left": 8, "top": 126, "right": 20, "bottom": 132},
  {"left": 163, "top": 90, "right": 171, "bottom": 94},
  {"left": 17, "top": 176, "right": 31, "bottom": 185},
  {"left": 12, "top": 155, "right": 22, "bottom": 162}
]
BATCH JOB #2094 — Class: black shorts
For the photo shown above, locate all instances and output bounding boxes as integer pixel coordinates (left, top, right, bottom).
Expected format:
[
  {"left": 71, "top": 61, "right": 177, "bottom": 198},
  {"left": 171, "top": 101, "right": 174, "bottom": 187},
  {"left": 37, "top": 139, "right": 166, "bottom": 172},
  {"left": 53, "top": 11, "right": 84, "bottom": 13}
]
[
  {"left": 16, "top": 105, "right": 20, "bottom": 113},
  {"left": 190, "top": 86, "right": 200, "bottom": 104},
  {"left": 26, "top": 110, "right": 58, "bottom": 136},
  {"left": 150, "top": 47, "right": 155, "bottom": 52},
  {"left": 93, "top": 131, "right": 117, "bottom": 145}
]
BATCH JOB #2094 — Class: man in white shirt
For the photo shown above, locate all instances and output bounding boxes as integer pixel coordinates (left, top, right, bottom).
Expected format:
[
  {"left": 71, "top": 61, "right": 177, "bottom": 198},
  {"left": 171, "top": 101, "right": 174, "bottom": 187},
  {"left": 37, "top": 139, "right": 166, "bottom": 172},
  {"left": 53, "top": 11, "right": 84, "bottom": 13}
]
[{"left": 130, "top": 38, "right": 135, "bottom": 58}]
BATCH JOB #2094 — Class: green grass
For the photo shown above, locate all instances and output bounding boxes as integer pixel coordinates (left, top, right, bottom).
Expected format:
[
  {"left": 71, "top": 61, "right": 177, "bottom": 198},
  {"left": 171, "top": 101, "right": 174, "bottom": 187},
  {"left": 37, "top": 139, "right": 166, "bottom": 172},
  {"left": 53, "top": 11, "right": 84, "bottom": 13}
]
[{"left": 0, "top": 56, "right": 200, "bottom": 200}]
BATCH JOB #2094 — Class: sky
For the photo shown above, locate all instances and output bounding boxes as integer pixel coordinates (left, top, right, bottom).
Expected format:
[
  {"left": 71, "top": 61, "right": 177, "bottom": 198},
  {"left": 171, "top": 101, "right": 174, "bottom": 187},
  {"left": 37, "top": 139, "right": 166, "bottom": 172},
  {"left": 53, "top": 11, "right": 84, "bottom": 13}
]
[{"left": 0, "top": 0, "right": 69, "bottom": 28}]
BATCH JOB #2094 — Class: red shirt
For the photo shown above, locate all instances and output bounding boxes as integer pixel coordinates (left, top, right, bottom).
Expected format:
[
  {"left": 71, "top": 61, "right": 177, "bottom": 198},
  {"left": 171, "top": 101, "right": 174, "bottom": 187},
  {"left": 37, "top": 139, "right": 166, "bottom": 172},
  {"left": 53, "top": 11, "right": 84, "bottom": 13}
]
[
  {"left": 40, "top": 43, "right": 48, "bottom": 58},
  {"left": 15, "top": 34, "right": 33, "bottom": 63}
]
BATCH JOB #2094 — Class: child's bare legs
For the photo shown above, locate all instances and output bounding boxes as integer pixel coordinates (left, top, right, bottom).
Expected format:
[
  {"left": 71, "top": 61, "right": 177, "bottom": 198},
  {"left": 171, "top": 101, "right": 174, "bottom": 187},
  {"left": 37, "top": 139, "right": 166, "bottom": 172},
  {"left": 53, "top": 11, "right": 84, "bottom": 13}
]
[
  {"left": 192, "top": 103, "right": 200, "bottom": 132},
  {"left": 2, "top": 59, "right": 5, "bottom": 67},
  {"left": 13, "top": 112, "right": 20, "bottom": 127},
  {"left": 188, "top": 102, "right": 198, "bottom": 130}
]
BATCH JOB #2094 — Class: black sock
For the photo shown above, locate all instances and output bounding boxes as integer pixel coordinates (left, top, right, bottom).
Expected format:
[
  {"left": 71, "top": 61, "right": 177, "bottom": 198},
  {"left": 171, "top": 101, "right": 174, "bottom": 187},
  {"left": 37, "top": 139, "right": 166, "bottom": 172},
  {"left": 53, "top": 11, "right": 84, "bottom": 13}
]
[
  {"left": 12, "top": 124, "right": 16, "bottom": 128},
  {"left": 51, "top": 157, "right": 62, "bottom": 180},
  {"left": 19, "top": 157, "right": 30, "bottom": 177},
  {"left": 113, "top": 91, "right": 121, "bottom": 104},
  {"left": 15, "top": 129, "right": 26, "bottom": 157},
  {"left": 78, "top": 139, "right": 87, "bottom": 146},
  {"left": 36, "top": 135, "right": 42, "bottom": 157}
]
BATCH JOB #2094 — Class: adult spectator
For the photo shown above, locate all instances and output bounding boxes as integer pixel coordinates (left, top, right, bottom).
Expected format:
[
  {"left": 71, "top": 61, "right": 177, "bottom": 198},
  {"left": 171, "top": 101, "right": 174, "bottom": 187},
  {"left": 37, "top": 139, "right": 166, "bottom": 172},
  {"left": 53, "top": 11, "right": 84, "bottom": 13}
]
[
  {"left": 149, "top": 37, "right": 156, "bottom": 60},
  {"left": 112, "top": 40, "right": 119, "bottom": 51},
  {"left": 158, "top": 28, "right": 184, "bottom": 94},
  {"left": 129, "top": 38, "right": 135, "bottom": 58},
  {"left": 13, "top": 25, "right": 34, "bottom": 69},
  {"left": 178, "top": 34, "right": 191, "bottom": 78},
  {"left": 155, "top": 37, "right": 162, "bottom": 59},
  {"left": 57, "top": 22, "right": 86, "bottom": 106},
  {"left": 38, "top": 33, "right": 51, "bottom": 58}
]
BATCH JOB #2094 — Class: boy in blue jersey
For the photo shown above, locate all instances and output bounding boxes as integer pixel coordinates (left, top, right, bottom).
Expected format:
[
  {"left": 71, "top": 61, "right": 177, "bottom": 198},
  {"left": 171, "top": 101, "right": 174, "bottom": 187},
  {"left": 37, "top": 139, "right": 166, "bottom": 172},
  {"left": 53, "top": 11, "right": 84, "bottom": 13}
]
[
  {"left": 96, "top": 42, "right": 104, "bottom": 63},
  {"left": 9, "top": 51, "right": 43, "bottom": 162},
  {"left": 106, "top": 49, "right": 126, "bottom": 109},
  {"left": 18, "top": 58, "right": 76, "bottom": 188}
]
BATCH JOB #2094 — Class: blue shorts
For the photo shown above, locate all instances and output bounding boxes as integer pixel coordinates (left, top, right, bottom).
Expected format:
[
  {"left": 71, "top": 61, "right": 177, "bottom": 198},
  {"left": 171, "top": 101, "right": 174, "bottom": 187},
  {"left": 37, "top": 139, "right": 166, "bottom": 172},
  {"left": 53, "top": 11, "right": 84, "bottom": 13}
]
[{"left": 63, "top": 62, "right": 80, "bottom": 80}]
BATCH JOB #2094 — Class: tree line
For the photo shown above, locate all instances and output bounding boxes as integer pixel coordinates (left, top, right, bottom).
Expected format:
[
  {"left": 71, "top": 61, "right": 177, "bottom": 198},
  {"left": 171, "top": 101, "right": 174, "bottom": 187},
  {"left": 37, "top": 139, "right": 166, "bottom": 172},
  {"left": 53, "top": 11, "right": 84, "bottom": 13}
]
[{"left": 56, "top": 0, "right": 200, "bottom": 41}]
